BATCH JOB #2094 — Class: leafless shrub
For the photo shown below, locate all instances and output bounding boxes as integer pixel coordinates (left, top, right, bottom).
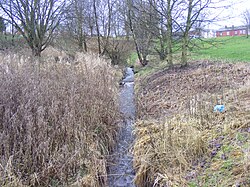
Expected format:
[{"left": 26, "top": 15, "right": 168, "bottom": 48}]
[
  {"left": 0, "top": 53, "right": 120, "bottom": 186},
  {"left": 103, "top": 39, "right": 134, "bottom": 65}
]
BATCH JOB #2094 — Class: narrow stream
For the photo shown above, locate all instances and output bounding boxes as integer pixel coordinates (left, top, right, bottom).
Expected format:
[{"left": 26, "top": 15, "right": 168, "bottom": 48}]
[{"left": 107, "top": 67, "right": 136, "bottom": 187}]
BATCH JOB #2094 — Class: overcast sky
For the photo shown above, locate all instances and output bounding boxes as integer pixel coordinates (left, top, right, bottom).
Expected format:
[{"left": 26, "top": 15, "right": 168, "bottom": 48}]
[{"left": 210, "top": 0, "right": 250, "bottom": 30}]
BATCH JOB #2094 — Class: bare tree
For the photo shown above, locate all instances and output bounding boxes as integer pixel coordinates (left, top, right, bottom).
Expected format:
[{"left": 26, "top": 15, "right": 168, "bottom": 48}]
[
  {"left": 99, "top": 0, "right": 114, "bottom": 55},
  {"left": 150, "top": 0, "right": 182, "bottom": 65},
  {"left": 65, "top": 0, "right": 88, "bottom": 52},
  {"left": 127, "top": 0, "right": 157, "bottom": 66},
  {"left": 175, "top": 0, "right": 212, "bottom": 66},
  {"left": 110, "top": 1, "right": 127, "bottom": 38},
  {"left": 147, "top": 0, "right": 231, "bottom": 67},
  {"left": 97, "top": 0, "right": 134, "bottom": 65},
  {"left": 0, "top": 0, "right": 65, "bottom": 56},
  {"left": 242, "top": 9, "right": 250, "bottom": 38},
  {"left": 93, "top": 0, "right": 102, "bottom": 54},
  {"left": 127, "top": 3, "right": 143, "bottom": 65}
]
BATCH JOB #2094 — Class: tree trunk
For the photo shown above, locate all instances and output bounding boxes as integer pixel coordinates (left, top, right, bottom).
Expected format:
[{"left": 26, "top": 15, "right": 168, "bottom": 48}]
[
  {"left": 101, "top": 0, "right": 112, "bottom": 56},
  {"left": 83, "top": 35, "right": 88, "bottom": 52},
  {"left": 181, "top": 0, "right": 193, "bottom": 67},
  {"left": 134, "top": 37, "right": 143, "bottom": 65},
  {"left": 32, "top": 47, "right": 42, "bottom": 57},
  {"left": 129, "top": 21, "right": 144, "bottom": 66},
  {"left": 159, "top": 50, "right": 166, "bottom": 60},
  {"left": 78, "top": 34, "right": 84, "bottom": 52},
  {"left": 157, "top": 16, "right": 167, "bottom": 61},
  {"left": 142, "top": 54, "right": 148, "bottom": 66},
  {"left": 166, "top": 0, "right": 173, "bottom": 66},
  {"left": 125, "top": 22, "right": 130, "bottom": 41},
  {"left": 155, "top": 45, "right": 166, "bottom": 61},
  {"left": 181, "top": 35, "right": 188, "bottom": 67},
  {"left": 93, "top": 0, "right": 101, "bottom": 54},
  {"left": 77, "top": 6, "right": 84, "bottom": 52}
]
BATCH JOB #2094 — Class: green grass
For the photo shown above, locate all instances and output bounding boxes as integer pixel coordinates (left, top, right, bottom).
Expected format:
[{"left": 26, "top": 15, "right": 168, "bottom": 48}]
[
  {"left": 131, "top": 36, "right": 250, "bottom": 79},
  {"left": 133, "top": 57, "right": 171, "bottom": 79},
  {"left": 193, "top": 36, "right": 250, "bottom": 62},
  {"left": 127, "top": 51, "right": 138, "bottom": 66},
  {"left": 0, "top": 33, "right": 22, "bottom": 40}
]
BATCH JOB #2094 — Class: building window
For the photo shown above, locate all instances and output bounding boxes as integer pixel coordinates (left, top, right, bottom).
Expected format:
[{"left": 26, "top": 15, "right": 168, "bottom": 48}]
[
  {"left": 227, "top": 31, "right": 230, "bottom": 36},
  {"left": 235, "top": 31, "right": 237, "bottom": 35},
  {"left": 243, "top": 30, "right": 246, "bottom": 34},
  {"left": 240, "top": 30, "right": 243, "bottom": 34},
  {"left": 220, "top": 32, "right": 222, "bottom": 36}
]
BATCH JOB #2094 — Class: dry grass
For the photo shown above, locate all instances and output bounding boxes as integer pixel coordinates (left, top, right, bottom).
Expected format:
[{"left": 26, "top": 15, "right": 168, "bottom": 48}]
[
  {"left": 137, "top": 61, "right": 250, "bottom": 119},
  {"left": 133, "top": 109, "right": 250, "bottom": 186},
  {"left": 0, "top": 52, "right": 120, "bottom": 186},
  {"left": 133, "top": 117, "right": 209, "bottom": 186},
  {"left": 133, "top": 61, "right": 250, "bottom": 186}
]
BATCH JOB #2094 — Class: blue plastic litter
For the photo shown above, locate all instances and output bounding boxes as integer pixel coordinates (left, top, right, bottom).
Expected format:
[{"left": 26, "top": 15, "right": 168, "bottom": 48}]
[{"left": 213, "top": 105, "right": 225, "bottom": 112}]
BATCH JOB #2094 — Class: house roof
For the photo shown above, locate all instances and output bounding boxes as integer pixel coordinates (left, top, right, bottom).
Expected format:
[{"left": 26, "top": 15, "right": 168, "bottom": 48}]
[{"left": 217, "top": 25, "right": 247, "bottom": 32}]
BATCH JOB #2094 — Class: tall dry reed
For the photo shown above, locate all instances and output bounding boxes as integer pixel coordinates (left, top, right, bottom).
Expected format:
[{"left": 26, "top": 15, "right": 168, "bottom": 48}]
[{"left": 0, "top": 53, "right": 120, "bottom": 186}]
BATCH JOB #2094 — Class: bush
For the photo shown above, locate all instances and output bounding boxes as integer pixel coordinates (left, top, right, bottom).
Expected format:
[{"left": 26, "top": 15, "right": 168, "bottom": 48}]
[{"left": 0, "top": 53, "right": 120, "bottom": 186}]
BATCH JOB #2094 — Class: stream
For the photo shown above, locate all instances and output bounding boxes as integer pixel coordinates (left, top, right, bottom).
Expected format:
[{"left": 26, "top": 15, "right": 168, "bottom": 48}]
[{"left": 107, "top": 67, "right": 136, "bottom": 187}]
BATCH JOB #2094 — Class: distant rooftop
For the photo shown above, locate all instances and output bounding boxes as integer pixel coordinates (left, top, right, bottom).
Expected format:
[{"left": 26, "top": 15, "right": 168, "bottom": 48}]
[{"left": 217, "top": 25, "right": 247, "bottom": 32}]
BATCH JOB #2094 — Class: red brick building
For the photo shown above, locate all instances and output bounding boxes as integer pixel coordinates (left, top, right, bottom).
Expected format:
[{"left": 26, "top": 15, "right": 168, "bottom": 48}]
[{"left": 216, "top": 26, "right": 247, "bottom": 37}]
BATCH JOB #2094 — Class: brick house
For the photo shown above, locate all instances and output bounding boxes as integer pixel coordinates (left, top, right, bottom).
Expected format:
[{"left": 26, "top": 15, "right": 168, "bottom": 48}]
[{"left": 216, "top": 25, "right": 247, "bottom": 37}]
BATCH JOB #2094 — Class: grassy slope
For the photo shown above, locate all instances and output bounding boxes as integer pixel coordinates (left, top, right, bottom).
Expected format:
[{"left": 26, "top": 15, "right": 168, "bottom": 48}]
[
  {"left": 132, "top": 36, "right": 250, "bottom": 186},
  {"left": 131, "top": 36, "right": 250, "bottom": 79},
  {"left": 193, "top": 36, "right": 250, "bottom": 62},
  {"left": 134, "top": 61, "right": 250, "bottom": 187}
]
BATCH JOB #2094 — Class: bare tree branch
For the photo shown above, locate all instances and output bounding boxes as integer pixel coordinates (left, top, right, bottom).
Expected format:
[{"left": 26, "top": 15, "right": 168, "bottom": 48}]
[{"left": 0, "top": 0, "right": 65, "bottom": 57}]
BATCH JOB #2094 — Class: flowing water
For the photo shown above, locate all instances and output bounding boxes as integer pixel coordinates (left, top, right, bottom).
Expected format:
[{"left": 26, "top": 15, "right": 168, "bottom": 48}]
[{"left": 107, "top": 67, "right": 136, "bottom": 187}]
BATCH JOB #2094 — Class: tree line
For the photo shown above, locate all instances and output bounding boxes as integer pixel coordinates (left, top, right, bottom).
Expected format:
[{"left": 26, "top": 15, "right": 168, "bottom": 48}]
[{"left": 0, "top": 0, "right": 241, "bottom": 66}]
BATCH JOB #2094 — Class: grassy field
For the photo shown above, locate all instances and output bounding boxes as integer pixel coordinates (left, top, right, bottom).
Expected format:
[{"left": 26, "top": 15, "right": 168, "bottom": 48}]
[{"left": 192, "top": 36, "right": 250, "bottom": 62}]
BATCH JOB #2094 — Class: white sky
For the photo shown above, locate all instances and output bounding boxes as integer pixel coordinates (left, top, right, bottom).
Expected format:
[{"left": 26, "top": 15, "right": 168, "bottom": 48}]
[{"left": 210, "top": 0, "right": 250, "bottom": 30}]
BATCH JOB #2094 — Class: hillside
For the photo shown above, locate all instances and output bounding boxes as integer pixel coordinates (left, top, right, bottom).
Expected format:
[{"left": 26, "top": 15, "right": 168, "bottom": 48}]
[
  {"left": 193, "top": 36, "right": 250, "bottom": 62},
  {"left": 133, "top": 60, "right": 250, "bottom": 186}
]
